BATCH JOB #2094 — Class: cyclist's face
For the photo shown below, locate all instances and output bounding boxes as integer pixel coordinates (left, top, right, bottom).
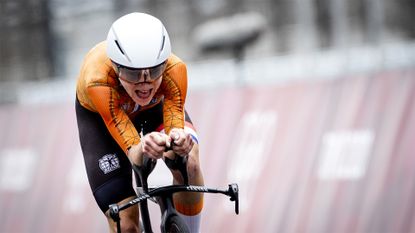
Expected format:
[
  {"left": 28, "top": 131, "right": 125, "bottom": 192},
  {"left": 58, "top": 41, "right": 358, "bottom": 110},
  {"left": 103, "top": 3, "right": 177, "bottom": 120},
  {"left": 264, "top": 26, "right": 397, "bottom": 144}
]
[{"left": 118, "top": 70, "right": 163, "bottom": 106}]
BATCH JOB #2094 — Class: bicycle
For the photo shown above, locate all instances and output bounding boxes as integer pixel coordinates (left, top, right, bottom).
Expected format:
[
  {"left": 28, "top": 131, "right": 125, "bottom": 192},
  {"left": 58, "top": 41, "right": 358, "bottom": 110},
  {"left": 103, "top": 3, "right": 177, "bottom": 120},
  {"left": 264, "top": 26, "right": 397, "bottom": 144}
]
[{"left": 109, "top": 152, "right": 239, "bottom": 233}]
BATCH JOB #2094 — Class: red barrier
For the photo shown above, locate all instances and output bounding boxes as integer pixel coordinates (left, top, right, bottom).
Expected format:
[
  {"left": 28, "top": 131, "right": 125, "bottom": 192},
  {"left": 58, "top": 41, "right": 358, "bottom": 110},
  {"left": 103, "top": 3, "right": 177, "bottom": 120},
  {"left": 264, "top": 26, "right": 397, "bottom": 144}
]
[{"left": 0, "top": 69, "right": 414, "bottom": 232}]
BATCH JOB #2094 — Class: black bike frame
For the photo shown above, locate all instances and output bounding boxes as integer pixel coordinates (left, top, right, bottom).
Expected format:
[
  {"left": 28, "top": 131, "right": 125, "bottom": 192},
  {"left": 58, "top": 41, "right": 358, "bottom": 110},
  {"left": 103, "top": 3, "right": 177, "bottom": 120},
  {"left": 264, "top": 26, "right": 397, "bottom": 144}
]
[
  {"left": 109, "top": 156, "right": 239, "bottom": 233},
  {"left": 110, "top": 183, "right": 239, "bottom": 232}
]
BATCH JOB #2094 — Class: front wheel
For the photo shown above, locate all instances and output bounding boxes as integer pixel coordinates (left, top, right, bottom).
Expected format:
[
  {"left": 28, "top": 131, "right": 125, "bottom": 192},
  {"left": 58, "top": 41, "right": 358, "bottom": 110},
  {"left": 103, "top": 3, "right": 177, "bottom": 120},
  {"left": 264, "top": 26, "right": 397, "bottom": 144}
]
[{"left": 163, "top": 215, "right": 190, "bottom": 233}]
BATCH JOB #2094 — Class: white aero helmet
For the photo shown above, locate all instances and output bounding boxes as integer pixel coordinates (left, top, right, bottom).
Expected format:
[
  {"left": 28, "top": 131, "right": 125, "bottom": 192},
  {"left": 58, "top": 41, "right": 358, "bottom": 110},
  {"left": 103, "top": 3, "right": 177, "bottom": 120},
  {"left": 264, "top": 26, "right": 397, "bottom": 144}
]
[{"left": 106, "top": 12, "right": 171, "bottom": 68}]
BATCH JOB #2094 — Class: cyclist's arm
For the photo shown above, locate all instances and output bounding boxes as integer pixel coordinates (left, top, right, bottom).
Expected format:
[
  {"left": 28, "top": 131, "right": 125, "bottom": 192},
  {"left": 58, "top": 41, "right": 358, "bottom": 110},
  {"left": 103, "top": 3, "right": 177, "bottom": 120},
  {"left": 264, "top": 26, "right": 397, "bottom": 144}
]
[
  {"left": 160, "top": 61, "right": 196, "bottom": 155},
  {"left": 161, "top": 61, "right": 187, "bottom": 134},
  {"left": 87, "top": 85, "right": 140, "bottom": 154}
]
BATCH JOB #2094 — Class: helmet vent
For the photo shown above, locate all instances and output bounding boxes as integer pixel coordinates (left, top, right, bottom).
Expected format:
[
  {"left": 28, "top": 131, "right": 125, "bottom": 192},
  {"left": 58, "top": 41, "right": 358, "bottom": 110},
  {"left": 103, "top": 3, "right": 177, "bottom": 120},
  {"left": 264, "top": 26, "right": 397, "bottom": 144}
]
[
  {"left": 114, "top": 40, "right": 125, "bottom": 55},
  {"left": 157, "top": 35, "right": 166, "bottom": 59},
  {"left": 111, "top": 27, "right": 131, "bottom": 62},
  {"left": 160, "top": 35, "right": 165, "bottom": 51}
]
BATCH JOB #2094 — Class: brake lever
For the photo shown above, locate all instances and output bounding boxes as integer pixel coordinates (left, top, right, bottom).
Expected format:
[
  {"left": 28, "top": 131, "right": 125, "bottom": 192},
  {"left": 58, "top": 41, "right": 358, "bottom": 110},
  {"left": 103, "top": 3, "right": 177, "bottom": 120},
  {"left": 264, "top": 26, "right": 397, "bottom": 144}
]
[{"left": 227, "top": 183, "right": 239, "bottom": 215}]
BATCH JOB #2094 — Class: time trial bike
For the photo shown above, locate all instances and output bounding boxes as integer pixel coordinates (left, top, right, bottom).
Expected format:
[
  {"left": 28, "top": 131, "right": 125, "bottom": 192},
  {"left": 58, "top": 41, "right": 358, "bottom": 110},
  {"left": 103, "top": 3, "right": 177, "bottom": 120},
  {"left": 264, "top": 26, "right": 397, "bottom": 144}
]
[{"left": 109, "top": 153, "right": 239, "bottom": 233}]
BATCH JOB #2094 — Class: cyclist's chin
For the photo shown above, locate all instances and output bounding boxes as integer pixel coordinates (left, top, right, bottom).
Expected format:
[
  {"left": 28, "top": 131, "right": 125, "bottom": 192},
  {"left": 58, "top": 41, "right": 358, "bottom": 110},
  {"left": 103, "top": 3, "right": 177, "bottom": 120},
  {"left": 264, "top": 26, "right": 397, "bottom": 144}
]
[
  {"left": 132, "top": 91, "right": 153, "bottom": 106},
  {"left": 132, "top": 95, "right": 152, "bottom": 106}
]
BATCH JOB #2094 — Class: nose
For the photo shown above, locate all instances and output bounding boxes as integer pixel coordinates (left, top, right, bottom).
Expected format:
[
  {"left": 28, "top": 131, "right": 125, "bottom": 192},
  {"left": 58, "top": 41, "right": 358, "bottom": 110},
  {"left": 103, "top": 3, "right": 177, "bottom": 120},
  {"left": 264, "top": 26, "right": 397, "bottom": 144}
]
[
  {"left": 138, "top": 69, "right": 150, "bottom": 83},
  {"left": 138, "top": 69, "right": 150, "bottom": 82}
]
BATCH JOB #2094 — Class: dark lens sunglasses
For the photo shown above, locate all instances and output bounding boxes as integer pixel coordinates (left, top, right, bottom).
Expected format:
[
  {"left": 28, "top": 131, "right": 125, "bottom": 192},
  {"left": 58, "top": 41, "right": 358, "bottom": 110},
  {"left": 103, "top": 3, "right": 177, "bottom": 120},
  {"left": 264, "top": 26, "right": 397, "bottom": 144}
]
[{"left": 115, "top": 61, "right": 167, "bottom": 84}]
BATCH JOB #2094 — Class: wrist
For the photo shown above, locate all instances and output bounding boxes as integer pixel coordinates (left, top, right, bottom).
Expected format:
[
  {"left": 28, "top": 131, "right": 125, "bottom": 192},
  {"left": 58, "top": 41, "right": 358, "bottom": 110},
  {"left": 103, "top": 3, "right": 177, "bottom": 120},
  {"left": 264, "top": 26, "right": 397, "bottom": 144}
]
[{"left": 128, "top": 143, "right": 143, "bottom": 166}]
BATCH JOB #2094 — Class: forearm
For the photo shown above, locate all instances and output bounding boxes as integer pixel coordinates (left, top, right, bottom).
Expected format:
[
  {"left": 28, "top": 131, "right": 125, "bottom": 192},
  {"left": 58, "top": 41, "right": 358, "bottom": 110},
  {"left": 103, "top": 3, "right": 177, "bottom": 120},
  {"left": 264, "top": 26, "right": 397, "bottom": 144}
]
[{"left": 127, "top": 144, "right": 144, "bottom": 165}]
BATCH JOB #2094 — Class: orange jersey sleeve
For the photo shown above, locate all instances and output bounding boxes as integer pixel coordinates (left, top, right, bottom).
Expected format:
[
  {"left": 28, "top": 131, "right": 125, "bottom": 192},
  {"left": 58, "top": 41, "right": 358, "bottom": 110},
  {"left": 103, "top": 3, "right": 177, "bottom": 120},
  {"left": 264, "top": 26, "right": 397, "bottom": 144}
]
[
  {"left": 160, "top": 56, "right": 188, "bottom": 134},
  {"left": 76, "top": 42, "right": 140, "bottom": 154}
]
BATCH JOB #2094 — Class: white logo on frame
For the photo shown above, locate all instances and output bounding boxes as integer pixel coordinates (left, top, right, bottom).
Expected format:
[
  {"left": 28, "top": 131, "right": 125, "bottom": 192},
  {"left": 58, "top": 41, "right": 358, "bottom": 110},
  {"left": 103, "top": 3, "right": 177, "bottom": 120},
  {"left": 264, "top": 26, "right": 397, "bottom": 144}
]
[{"left": 99, "top": 153, "right": 120, "bottom": 174}]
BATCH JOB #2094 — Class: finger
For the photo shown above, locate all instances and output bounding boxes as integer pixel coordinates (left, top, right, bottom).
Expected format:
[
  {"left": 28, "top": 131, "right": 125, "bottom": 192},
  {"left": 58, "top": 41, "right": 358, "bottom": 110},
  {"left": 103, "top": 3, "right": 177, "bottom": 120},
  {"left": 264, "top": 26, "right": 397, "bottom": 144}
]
[
  {"left": 173, "top": 144, "right": 192, "bottom": 156},
  {"left": 184, "top": 137, "right": 194, "bottom": 154},
  {"left": 180, "top": 134, "right": 193, "bottom": 149},
  {"left": 176, "top": 132, "right": 188, "bottom": 146},
  {"left": 186, "top": 137, "right": 194, "bottom": 151},
  {"left": 170, "top": 131, "right": 180, "bottom": 142},
  {"left": 142, "top": 141, "right": 157, "bottom": 155},
  {"left": 172, "top": 134, "right": 193, "bottom": 153},
  {"left": 165, "top": 136, "right": 172, "bottom": 149},
  {"left": 142, "top": 146, "right": 157, "bottom": 159},
  {"left": 143, "top": 139, "right": 165, "bottom": 157},
  {"left": 170, "top": 128, "right": 186, "bottom": 141},
  {"left": 150, "top": 133, "right": 166, "bottom": 146}
]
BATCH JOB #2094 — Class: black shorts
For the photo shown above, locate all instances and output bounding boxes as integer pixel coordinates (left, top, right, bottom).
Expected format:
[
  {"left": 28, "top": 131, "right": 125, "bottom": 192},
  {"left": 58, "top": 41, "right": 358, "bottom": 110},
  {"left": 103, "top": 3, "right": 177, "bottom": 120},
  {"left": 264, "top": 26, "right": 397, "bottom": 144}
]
[{"left": 75, "top": 98, "right": 197, "bottom": 213}]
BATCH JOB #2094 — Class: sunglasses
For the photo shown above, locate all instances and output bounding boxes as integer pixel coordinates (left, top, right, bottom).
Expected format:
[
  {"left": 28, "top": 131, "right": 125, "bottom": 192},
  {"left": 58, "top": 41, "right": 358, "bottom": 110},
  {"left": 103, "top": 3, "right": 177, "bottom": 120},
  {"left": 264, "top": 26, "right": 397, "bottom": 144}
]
[{"left": 115, "top": 61, "right": 167, "bottom": 84}]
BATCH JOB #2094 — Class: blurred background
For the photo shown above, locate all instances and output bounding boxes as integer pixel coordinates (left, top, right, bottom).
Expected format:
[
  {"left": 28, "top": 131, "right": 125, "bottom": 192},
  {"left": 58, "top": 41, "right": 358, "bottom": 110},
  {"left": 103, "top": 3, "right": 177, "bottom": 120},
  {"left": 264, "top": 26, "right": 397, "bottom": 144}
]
[{"left": 0, "top": 0, "right": 414, "bottom": 232}]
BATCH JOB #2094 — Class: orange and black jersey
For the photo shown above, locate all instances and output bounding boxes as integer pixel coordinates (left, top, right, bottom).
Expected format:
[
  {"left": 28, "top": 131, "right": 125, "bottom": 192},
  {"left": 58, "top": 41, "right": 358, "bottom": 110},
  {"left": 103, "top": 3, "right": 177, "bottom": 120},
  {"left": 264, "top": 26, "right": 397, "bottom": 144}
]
[{"left": 76, "top": 41, "right": 188, "bottom": 154}]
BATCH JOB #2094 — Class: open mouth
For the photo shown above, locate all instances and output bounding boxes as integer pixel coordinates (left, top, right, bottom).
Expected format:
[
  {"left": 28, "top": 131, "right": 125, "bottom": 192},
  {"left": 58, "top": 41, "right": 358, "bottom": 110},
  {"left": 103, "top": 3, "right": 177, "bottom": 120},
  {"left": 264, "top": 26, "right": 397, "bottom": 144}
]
[{"left": 135, "top": 89, "right": 152, "bottom": 99}]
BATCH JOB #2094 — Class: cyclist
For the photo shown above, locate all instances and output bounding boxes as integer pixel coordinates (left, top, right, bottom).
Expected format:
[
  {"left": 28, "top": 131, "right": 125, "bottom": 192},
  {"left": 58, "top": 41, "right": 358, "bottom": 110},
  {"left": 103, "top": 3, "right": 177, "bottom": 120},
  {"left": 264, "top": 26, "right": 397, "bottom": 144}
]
[{"left": 75, "top": 12, "right": 204, "bottom": 233}]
